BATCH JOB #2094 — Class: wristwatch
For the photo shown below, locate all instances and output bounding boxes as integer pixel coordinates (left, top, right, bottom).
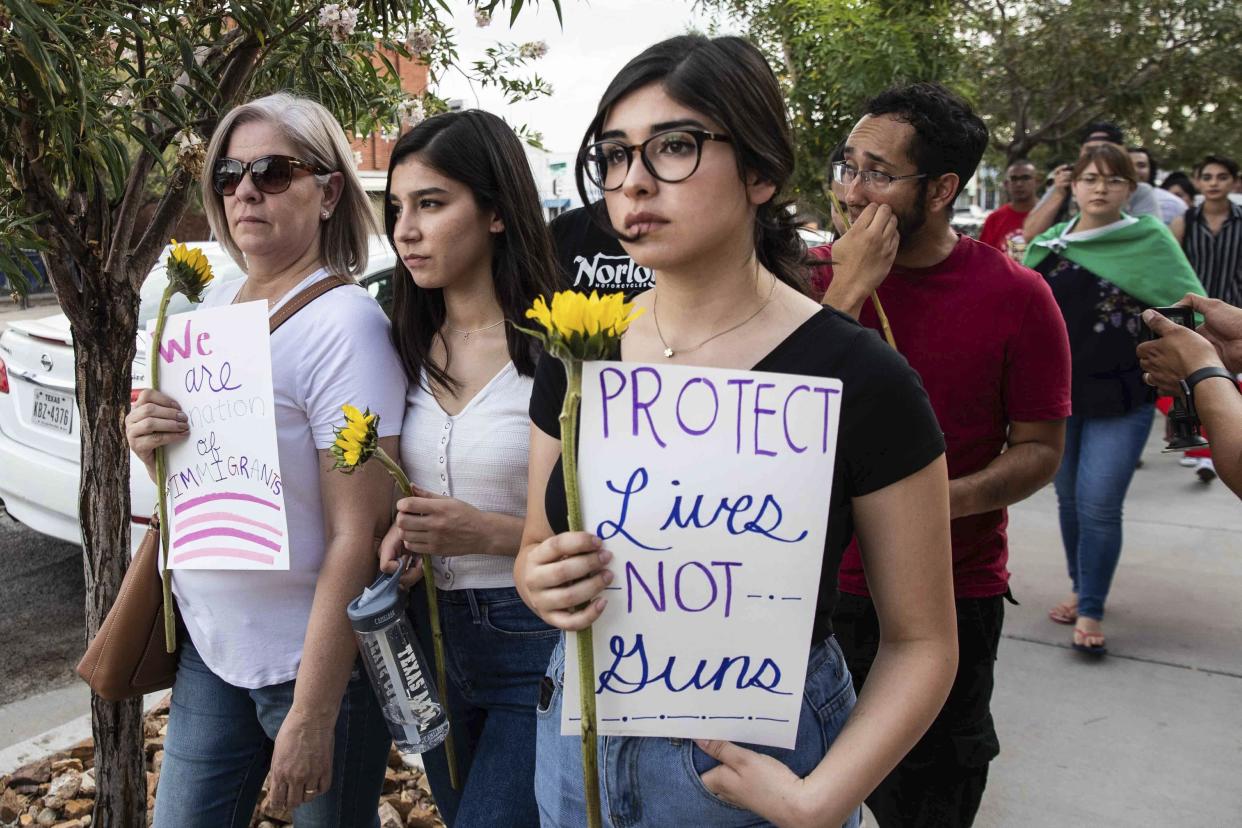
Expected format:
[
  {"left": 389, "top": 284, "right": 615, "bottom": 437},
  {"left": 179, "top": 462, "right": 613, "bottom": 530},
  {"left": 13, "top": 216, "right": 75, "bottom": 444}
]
[{"left": 1185, "top": 365, "right": 1237, "bottom": 393}]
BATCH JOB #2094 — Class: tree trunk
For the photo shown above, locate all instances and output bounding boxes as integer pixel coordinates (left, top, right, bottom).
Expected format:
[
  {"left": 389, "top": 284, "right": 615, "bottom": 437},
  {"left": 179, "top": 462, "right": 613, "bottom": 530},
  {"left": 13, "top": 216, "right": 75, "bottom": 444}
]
[{"left": 74, "top": 283, "right": 147, "bottom": 827}]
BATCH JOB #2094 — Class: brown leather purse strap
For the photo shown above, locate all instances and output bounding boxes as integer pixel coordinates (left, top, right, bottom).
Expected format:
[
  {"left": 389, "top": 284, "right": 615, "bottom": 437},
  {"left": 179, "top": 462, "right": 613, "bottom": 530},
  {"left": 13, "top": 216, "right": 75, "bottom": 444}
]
[{"left": 269, "top": 274, "right": 352, "bottom": 334}]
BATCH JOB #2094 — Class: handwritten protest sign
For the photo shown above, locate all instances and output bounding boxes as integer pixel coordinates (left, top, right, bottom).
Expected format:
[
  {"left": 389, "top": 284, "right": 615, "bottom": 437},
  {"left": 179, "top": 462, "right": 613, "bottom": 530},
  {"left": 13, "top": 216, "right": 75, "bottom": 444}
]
[
  {"left": 561, "top": 361, "right": 842, "bottom": 749},
  {"left": 151, "top": 301, "right": 289, "bottom": 570}
]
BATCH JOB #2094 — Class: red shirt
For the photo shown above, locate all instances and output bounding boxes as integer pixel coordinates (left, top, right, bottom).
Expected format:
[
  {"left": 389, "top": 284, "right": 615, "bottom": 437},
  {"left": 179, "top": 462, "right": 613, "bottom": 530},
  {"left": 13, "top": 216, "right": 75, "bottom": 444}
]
[
  {"left": 979, "top": 204, "right": 1030, "bottom": 254},
  {"left": 810, "top": 236, "right": 1071, "bottom": 598}
]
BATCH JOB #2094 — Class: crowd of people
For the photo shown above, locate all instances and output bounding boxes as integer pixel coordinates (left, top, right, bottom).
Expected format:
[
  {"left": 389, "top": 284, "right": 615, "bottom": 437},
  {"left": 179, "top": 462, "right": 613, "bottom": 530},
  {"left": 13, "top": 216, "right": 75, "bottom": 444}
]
[{"left": 117, "top": 31, "right": 1242, "bottom": 828}]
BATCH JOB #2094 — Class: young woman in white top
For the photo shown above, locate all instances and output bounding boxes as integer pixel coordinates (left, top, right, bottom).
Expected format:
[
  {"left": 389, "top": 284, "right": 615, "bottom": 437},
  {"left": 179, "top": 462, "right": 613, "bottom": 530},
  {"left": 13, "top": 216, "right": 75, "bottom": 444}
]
[
  {"left": 125, "top": 93, "right": 405, "bottom": 828},
  {"left": 376, "top": 109, "right": 561, "bottom": 826}
]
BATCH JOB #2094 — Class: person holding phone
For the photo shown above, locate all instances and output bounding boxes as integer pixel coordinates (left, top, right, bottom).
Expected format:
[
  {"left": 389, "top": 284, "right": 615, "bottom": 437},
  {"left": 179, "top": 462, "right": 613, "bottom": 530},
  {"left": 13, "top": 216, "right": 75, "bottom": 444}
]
[
  {"left": 1139, "top": 295, "right": 1242, "bottom": 498},
  {"left": 1024, "top": 144, "right": 1204, "bottom": 655}
]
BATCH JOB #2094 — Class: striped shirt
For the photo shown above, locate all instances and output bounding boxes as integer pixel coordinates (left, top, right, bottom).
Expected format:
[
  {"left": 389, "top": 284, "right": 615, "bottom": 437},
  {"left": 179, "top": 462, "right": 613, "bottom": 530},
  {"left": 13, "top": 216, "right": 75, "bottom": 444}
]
[{"left": 1182, "top": 203, "right": 1242, "bottom": 307}]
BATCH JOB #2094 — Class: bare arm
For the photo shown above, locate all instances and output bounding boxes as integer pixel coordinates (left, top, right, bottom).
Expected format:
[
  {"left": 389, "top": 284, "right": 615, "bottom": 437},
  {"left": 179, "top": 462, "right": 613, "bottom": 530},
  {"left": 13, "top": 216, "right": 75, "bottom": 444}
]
[
  {"left": 515, "top": 424, "right": 611, "bottom": 629},
  {"left": 1193, "top": 378, "right": 1242, "bottom": 497},
  {"left": 794, "top": 456, "right": 956, "bottom": 822},
  {"left": 1023, "top": 167, "right": 1073, "bottom": 241},
  {"left": 266, "top": 435, "right": 397, "bottom": 811},
  {"left": 819, "top": 204, "right": 899, "bottom": 320},
  {"left": 695, "top": 457, "right": 956, "bottom": 826},
  {"left": 950, "top": 419, "right": 1065, "bottom": 519}
]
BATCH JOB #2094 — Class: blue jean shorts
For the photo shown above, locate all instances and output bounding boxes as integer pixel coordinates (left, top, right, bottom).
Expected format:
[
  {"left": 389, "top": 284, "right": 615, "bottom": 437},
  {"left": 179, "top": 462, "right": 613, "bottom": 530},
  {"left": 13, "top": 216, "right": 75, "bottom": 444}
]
[{"left": 534, "top": 634, "right": 862, "bottom": 827}]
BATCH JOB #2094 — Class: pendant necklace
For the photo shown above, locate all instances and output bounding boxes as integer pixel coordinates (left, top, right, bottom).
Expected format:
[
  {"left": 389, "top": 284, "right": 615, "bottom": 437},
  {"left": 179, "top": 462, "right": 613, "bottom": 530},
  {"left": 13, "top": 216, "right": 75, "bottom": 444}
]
[
  {"left": 444, "top": 318, "right": 506, "bottom": 341},
  {"left": 653, "top": 270, "right": 777, "bottom": 358}
]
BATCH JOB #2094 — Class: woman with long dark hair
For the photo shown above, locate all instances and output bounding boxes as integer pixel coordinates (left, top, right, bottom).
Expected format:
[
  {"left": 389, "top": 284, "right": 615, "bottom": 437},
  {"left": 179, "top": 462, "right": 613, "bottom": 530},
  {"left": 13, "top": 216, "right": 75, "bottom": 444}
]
[
  {"left": 514, "top": 35, "right": 957, "bottom": 827},
  {"left": 377, "top": 109, "right": 560, "bottom": 826}
]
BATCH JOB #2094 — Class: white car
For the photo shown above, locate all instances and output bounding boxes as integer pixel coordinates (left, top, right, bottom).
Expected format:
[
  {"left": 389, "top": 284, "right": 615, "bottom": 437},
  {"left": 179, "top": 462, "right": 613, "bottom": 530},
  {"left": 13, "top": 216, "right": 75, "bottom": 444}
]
[{"left": 0, "top": 239, "right": 397, "bottom": 548}]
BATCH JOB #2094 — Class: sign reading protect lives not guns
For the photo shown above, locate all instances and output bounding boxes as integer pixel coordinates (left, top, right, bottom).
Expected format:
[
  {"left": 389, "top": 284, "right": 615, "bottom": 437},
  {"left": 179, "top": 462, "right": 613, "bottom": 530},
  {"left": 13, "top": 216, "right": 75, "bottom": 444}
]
[
  {"left": 152, "top": 301, "right": 289, "bottom": 570},
  {"left": 562, "top": 361, "right": 842, "bottom": 749}
]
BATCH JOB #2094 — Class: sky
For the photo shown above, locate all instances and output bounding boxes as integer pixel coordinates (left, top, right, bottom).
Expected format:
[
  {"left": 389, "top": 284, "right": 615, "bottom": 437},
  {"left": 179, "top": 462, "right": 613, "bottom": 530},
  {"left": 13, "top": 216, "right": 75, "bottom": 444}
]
[{"left": 435, "top": 0, "right": 740, "bottom": 153}]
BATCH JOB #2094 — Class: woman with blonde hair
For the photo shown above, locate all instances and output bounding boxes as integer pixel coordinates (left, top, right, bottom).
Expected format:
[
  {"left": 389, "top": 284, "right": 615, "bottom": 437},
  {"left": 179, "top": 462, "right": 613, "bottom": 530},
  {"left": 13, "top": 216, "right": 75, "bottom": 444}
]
[{"left": 126, "top": 92, "right": 405, "bottom": 827}]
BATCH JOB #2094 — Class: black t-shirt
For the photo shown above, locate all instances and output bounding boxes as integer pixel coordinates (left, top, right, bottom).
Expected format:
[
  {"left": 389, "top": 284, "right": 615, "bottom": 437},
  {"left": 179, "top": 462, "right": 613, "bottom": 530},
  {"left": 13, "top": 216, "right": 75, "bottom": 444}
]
[
  {"left": 1034, "top": 254, "right": 1153, "bottom": 417},
  {"left": 550, "top": 204, "right": 654, "bottom": 296},
  {"left": 528, "top": 307, "right": 946, "bottom": 643}
]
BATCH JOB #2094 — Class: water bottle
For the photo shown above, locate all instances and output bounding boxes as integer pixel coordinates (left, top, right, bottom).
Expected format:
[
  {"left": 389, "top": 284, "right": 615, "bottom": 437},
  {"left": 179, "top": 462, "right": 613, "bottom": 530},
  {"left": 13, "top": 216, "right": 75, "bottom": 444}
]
[{"left": 347, "top": 560, "right": 449, "bottom": 754}]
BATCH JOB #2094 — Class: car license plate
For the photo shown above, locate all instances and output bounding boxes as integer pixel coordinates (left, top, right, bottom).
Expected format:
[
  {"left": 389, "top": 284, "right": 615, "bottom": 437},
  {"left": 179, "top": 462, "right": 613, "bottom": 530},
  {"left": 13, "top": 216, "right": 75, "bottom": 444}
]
[{"left": 31, "top": 388, "right": 73, "bottom": 434}]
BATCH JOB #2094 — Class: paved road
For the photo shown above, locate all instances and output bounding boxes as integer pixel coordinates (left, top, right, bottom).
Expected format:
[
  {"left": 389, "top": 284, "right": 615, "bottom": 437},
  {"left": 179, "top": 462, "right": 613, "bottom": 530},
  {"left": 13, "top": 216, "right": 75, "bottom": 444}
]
[{"left": 0, "top": 508, "right": 85, "bottom": 707}]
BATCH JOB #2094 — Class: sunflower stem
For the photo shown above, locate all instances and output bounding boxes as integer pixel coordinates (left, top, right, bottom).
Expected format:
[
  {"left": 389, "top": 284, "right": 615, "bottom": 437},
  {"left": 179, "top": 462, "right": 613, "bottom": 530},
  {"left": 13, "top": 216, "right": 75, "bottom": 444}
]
[
  {"left": 151, "top": 285, "right": 176, "bottom": 654},
  {"left": 558, "top": 358, "right": 601, "bottom": 828},
  {"left": 375, "top": 447, "right": 460, "bottom": 791}
]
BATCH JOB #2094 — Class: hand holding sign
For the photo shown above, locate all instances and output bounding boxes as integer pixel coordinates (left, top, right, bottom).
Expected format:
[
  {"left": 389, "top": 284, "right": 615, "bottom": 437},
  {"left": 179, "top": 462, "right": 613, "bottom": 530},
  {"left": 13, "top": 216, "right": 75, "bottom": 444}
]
[{"left": 517, "top": 535, "right": 614, "bottom": 631}]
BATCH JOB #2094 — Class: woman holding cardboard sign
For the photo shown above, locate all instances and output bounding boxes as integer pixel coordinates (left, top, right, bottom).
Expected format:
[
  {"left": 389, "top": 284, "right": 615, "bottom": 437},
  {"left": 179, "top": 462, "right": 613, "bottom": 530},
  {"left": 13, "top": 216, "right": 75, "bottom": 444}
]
[
  {"left": 126, "top": 94, "right": 404, "bottom": 828},
  {"left": 373, "top": 109, "right": 561, "bottom": 826},
  {"left": 514, "top": 36, "right": 956, "bottom": 828}
]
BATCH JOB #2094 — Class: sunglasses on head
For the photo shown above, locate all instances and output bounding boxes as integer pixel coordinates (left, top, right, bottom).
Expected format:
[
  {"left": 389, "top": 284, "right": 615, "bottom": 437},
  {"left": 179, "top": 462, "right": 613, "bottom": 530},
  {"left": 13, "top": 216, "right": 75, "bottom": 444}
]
[{"left": 211, "top": 155, "right": 329, "bottom": 196}]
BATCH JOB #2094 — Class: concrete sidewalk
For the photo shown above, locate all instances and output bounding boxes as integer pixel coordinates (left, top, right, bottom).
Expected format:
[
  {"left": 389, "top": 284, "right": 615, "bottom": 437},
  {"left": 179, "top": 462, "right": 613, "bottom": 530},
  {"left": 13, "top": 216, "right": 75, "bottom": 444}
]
[
  {"left": 2, "top": 421, "right": 1239, "bottom": 823},
  {"left": 979, "top": 424, "right": 1242, "bottom": 826}
]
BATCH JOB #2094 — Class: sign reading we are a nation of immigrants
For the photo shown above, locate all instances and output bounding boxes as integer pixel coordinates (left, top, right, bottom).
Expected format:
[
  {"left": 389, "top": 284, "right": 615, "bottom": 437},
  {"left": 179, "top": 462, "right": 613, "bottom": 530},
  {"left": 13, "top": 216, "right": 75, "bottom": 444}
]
[
  {"left": 563, "top": 361, "right": 842, "bottom": 749},
  {"left": 153, "top": 301, "right": 289, "bottom": 571}
]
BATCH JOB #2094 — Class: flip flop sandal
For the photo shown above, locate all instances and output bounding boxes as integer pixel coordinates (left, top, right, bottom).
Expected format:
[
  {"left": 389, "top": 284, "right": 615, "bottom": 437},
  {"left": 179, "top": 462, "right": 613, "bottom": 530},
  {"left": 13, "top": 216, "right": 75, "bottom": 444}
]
[
  {"left": 1072, "top": 628, "right": 1107, "bottom": 656},
  {"left": 1048, "top": 602, "right": 1078, "bottom": 624}
]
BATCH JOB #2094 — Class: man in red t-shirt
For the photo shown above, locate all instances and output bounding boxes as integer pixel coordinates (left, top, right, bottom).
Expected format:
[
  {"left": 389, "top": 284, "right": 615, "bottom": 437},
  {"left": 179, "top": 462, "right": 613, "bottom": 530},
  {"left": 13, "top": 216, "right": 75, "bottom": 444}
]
[
  {"left": 978, "top": 159, "right": 1039, "bottom": 260},
  {"left": 815, "top": 84, "right": 1071, "bottom": 827}
]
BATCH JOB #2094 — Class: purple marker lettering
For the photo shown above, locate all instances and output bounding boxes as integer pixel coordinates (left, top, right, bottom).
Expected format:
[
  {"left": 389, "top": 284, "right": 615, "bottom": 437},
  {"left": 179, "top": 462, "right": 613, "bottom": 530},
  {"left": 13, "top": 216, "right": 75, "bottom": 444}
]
[
  {"left": 727, "top": 378, "right": 754, "bottom": 454},
  {"left": 814, "top": 387, "right": 841, "bottom": 453},
  {"left": 782, "top": 385, "right": 810, "bottom": 453},
  {"left": 160, "top": 319, "right": 194, "bottom": 363},
  {"left": 753, "top": 382, "right": 777, "bottom": 457},
  {"left": 710, "top": 561, "right": 742, "bottom": 617},
  {"left": 625, "top": 560, "right": 666, "bottom": 613},
  {"left": 675, "top": 377, "right": 719, "bottom": 436},
  {"left": 674, "top": 561, "right": 718, "bottom": 613},
  {"left": 599, "top": 366, "right": 627, "bottom": 438},
  {"left": 631, "top": 367, "right": 666, "bottom": 448}
]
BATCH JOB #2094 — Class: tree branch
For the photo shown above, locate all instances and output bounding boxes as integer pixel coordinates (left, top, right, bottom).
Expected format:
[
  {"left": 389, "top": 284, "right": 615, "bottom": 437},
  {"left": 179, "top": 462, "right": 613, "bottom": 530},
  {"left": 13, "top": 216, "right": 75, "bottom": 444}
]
[{"left": 130, "top": 168, "right": 193, "bottom": 286}]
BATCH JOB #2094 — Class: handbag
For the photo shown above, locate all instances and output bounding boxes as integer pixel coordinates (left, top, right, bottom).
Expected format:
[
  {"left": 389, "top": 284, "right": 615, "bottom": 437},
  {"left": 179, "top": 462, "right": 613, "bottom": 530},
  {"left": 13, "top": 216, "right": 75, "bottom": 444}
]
[{"left": 76, "top": 273, "right": 353, "bottom": 700}]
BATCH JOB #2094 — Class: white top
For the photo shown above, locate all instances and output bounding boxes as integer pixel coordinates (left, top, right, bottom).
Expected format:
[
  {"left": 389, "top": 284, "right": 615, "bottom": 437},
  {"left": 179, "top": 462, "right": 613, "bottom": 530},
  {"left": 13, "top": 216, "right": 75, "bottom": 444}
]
[
  {"left": 399, "top": 362, "right": 530, "bottom": 590},
  {"left": 172, "top": 268, "right": 407, "bottom": 688}
]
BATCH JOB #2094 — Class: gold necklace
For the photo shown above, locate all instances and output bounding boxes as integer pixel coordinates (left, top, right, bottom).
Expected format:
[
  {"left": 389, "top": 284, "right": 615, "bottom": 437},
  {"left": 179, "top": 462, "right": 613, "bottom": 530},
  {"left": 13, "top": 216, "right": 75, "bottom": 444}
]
[{"left": 653, "top": 272, "right": 777, "bottom": 359}]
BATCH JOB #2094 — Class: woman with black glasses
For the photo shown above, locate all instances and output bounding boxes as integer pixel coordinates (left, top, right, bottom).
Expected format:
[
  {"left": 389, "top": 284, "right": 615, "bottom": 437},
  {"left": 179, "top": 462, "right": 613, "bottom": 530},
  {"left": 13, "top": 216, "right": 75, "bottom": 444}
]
[
  {"left": 127, "top": 93, "right": 403, "bottom": 827},
  {"left": 515, "top": 35, "right": 956, "bottom": 827}
]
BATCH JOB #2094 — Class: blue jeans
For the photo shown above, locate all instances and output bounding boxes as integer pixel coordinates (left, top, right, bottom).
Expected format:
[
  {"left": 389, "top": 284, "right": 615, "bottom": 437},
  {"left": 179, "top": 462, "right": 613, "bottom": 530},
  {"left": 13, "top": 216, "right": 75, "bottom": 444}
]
[
  {"left": 534, "top": 634, "right": 862, "bottom": 828},
  {"left": 1053, "top": 404, "right": 1154, "bottom": 620},
  {"left": 152, "top": 635, "right": 391, "bottom": 828},
  {"left": 409, "top": 586, "right": 558, "bottom": 827}
]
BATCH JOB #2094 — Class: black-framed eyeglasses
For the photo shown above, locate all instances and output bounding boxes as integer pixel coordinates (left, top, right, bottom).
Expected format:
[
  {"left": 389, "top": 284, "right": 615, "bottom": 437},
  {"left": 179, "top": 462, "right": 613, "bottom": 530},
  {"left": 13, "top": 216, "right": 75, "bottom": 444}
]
[
  {"left": 581, "top": 129, "right": 732, "bottom": 192},
  {"left": 831, "top": 161, "right": 927, "bottom": 192},
  {"left": 211, "top": 155, "right": 330, "bottom": 196}
]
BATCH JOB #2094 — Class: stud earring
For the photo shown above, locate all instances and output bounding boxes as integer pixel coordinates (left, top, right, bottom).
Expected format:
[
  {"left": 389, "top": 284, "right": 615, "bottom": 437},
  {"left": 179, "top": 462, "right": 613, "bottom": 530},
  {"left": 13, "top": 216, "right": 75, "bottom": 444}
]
[{"left": 321, "top": 210, "right": 330, "bottom": 220}]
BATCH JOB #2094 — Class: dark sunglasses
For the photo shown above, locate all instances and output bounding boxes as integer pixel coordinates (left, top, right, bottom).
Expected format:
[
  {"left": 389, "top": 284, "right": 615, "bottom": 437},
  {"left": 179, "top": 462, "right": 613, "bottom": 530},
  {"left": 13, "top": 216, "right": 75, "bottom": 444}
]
[{"left": 211, "top": 155, "right": 329, "bottom": 196}]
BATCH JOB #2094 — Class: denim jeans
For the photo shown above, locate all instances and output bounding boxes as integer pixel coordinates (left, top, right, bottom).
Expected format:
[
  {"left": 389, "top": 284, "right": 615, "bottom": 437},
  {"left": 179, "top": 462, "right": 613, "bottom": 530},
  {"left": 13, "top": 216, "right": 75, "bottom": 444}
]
[
  {"left": 408, "top": 585, "right": 558, "bottom": 827},
  {"left": 534, "top": 634, "right": 862, "bottom": 828},
  {"left": 152, "top": 634, "right": 391, "bottom": 828},
  {"left": 1053, "top": 404, "right": 1155, "bottom": 620}
]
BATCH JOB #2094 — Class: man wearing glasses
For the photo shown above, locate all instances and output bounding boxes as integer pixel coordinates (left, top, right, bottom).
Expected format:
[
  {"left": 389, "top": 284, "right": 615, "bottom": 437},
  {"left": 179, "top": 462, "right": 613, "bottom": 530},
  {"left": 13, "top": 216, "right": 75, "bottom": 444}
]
[
  {"left": 979, "top": 159, "right": 1039, "bottom": 260},
  {"left": 811, "top": 83, "right": 1071, "bottom": 827}
]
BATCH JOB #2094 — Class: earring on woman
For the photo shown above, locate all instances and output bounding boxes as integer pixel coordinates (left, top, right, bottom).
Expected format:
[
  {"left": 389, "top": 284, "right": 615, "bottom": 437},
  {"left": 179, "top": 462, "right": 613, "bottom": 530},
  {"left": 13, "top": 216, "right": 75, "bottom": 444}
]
[{"left": 321, "top": 210, "right": 330, "bottom": 220}]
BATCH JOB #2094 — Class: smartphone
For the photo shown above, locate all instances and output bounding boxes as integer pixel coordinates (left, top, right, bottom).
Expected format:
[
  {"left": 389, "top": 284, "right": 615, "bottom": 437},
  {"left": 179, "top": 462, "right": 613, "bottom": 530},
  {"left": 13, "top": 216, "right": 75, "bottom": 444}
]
[{"left": 1139, "top": 306, "right": 1196, "bottom": 343}]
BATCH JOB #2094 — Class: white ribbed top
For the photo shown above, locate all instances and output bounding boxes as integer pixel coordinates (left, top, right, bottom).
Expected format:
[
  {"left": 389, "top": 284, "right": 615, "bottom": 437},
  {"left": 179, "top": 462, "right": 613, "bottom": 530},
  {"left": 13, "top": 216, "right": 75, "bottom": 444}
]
[{"left": 399, "top": 362, "right": 530, "bottom": 589}]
